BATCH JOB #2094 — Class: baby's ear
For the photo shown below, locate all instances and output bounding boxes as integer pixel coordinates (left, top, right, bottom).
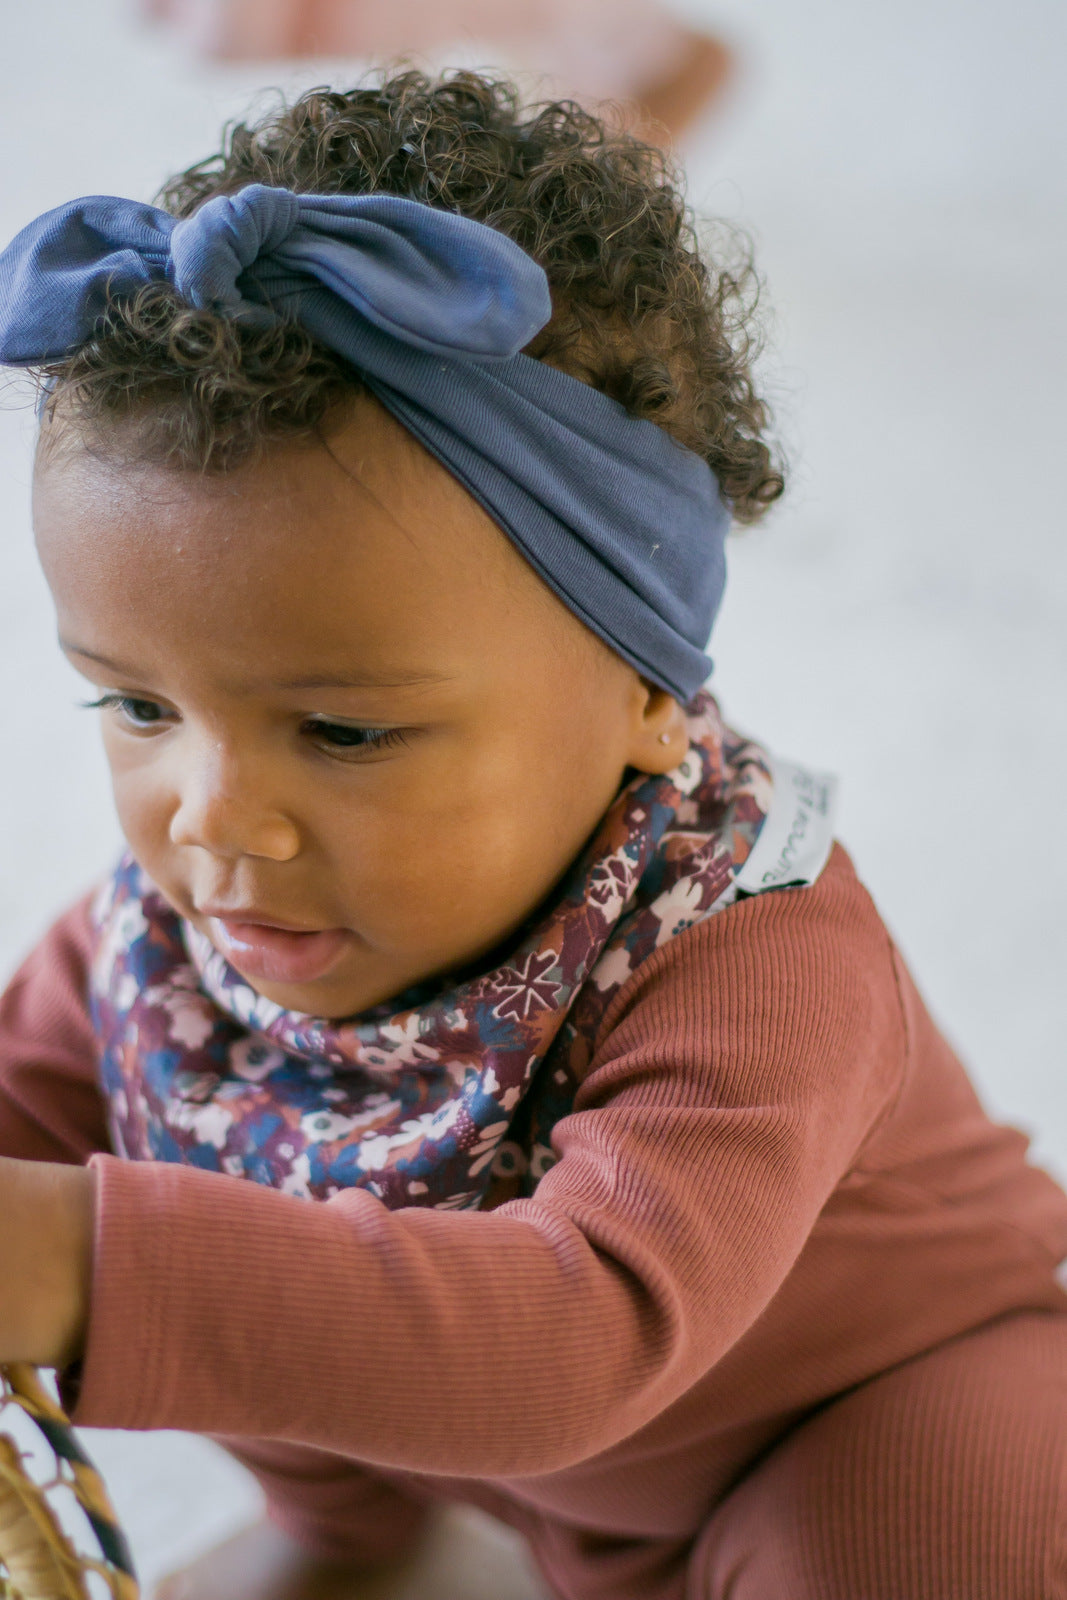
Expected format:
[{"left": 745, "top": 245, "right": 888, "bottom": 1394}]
[{"left": 627, "top": 682, "right": 688, "bottom": 774}]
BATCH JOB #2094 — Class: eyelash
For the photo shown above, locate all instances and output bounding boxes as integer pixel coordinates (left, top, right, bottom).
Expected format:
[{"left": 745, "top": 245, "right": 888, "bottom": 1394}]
[{"left": 78, "top": 695, "right": 410, "bottom": 756}]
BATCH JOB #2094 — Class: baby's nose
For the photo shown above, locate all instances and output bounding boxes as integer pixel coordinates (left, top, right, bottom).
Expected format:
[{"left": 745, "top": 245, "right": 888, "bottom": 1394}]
[{"left": 168, "top": 749, "right": 300, "bottom": 863}]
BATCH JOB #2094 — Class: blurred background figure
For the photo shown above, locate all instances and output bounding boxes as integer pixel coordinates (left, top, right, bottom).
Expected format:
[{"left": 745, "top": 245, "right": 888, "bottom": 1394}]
[{"left": 140, "top": 0, "right": 734, "bottom": 142}]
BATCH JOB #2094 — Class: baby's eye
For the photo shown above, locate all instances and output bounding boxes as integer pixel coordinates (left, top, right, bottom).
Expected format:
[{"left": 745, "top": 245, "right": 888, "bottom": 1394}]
[
  {"left": 80, "top": 693, "right": 170, "bottom": 728},
  {"left": 303, "top": 720, "right": 409, "bottom": 755}
]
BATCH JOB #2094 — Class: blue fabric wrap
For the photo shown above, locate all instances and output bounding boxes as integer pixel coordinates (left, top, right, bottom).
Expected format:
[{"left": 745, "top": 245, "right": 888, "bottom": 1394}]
[{"left": 0, "top": 184, "right": 728, "bottom": 700}]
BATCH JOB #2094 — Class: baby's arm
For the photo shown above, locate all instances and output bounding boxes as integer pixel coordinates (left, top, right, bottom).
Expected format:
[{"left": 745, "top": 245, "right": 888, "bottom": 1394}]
[
  {"left": 0, "top": 896, "right": 111, "bottom": 1163},
  {"left": 0, "top": 905, "right": 437, "bottom": 1572},
  {"left": 0, "top": 900, "right": 107, "bottom": 1365}
]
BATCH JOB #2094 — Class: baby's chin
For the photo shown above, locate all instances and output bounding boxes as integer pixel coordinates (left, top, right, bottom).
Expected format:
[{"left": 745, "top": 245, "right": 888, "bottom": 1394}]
[
  {"left": 226, "top": 960, "right": 405, "bottom": 1022},
  {"left": 213, "top": 931, "right": 440, "bottom": 1022}
]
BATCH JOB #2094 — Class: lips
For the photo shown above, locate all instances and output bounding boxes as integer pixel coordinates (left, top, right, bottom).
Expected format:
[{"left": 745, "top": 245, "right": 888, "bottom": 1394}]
[{"left": 208, "top": 917, "right": 352, "bottom": 986}]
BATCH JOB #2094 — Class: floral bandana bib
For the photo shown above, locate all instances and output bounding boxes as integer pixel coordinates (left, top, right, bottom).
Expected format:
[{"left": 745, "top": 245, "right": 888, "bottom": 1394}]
[{"left": 90, "top": 692, "right": 836, "bottom": 1211}]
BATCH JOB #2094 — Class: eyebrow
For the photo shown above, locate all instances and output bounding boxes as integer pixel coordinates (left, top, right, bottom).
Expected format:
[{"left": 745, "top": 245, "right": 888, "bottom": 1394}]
[{"left": 59, "top": 641, "right": 453, "bottom": 691}]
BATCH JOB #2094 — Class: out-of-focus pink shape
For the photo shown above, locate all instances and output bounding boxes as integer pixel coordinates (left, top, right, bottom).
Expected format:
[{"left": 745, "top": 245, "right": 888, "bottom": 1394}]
[{"left": 140, "top": 0, "right": 734, "bottom": 142}]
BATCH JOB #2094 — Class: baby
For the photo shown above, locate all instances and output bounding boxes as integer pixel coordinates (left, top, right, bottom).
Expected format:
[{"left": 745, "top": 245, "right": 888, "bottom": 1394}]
[{"left": 0, "top": 71, "right": 1065, "bottom": 1600}]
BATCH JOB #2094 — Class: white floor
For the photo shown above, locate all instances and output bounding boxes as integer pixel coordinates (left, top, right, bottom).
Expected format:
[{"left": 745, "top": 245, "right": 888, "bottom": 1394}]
[{"left": 0, "top": 0, "right": 1065, "bottom": 1591}]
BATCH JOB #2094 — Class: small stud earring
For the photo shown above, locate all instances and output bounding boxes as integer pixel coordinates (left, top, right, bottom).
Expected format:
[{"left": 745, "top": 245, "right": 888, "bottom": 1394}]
[{"left": 658, "top": 732, "right": 672, "bottom": 745}]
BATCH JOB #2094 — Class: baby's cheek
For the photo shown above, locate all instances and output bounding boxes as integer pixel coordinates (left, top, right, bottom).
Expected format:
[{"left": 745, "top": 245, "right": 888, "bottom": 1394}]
[
  {"left": 429, "top": 807, "right": 569, "bottom": 938},
  {"left": 329, "top": 803, "right": 524, "bottom": 958},
  {"left": 104, "top": 751, "right": 178, "bottom": 877},
  {"left": 107, "top": 757, "right": 165, "bottom": 841}
]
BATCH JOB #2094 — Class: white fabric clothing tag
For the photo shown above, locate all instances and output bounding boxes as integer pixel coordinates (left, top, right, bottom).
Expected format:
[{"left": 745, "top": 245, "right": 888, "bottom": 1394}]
[{"left": 734, "top": 755, "right": 839, "bottom": 895}]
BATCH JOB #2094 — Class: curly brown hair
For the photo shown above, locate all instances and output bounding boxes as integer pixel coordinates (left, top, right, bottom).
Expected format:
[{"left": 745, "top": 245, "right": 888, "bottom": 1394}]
[{"left": 39, "top": 70, "right": 783, "bottom": 520}]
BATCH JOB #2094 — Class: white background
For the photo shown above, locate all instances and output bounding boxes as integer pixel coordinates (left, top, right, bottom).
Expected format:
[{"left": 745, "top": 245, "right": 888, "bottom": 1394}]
[{"left": 0, "top": 0, "right": 1065, "bottom": 1587}]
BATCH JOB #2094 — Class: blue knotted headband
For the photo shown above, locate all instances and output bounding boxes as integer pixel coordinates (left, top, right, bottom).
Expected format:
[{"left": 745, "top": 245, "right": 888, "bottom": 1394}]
[{"left": 0, "top": 183, "right": 728, "bottom": 701}]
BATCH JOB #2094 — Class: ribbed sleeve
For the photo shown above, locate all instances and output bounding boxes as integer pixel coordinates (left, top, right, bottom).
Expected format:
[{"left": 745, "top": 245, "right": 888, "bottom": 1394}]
[
  {"left": 69, "top": 847, "right": 906, "bottom": 1476},
  {"left": 0, "top": 896, "right": 110, "bottom": 1163}
]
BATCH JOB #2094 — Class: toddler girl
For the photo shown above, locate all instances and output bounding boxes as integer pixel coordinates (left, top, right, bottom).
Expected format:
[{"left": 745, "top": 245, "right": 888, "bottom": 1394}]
[{"left": 0, "top": 72, "right": 1065, "bottom": 1600}]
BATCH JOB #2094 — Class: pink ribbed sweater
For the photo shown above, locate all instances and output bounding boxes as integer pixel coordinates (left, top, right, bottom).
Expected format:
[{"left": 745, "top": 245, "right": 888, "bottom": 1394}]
[{"left": 2, "top": 844, "right": 1066, "bottom": 1599}]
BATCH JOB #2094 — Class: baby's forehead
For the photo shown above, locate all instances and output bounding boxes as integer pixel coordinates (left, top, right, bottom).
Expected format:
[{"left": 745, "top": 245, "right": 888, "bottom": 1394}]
[
  {"left": 34, "top": 415, "right": 599, "bottom": 690},
  {"left": 34, "top": 401, "right": 491, "bottom": 567}
]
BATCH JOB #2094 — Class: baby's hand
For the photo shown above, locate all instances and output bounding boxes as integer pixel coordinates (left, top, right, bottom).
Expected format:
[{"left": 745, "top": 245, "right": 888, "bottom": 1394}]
[{"left": 0, "top": 1155, "right": 93, "bottom": 1370}]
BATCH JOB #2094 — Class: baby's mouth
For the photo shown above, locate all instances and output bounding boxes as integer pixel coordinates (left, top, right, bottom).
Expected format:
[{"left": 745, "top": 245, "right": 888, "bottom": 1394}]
[{"left": 208, "top": 917, "right": 352, "bottom": 986}]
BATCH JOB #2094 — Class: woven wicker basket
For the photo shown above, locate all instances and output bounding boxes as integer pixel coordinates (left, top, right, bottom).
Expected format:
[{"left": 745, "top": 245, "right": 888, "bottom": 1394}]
[{"left": 0, "top": 1365, "right": 138, "bottom": 1600}]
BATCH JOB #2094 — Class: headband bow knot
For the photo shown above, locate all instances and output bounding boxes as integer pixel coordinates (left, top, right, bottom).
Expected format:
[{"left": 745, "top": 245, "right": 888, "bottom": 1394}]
[
  {"left": 0, "top": 183, "right": 728, "bottom": 701},
  {"left": 168, "top": 186, "right": 551, "bottom": 358},
  {"left": 169, "top": 187, "right": 302, "bottom": 314}
]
